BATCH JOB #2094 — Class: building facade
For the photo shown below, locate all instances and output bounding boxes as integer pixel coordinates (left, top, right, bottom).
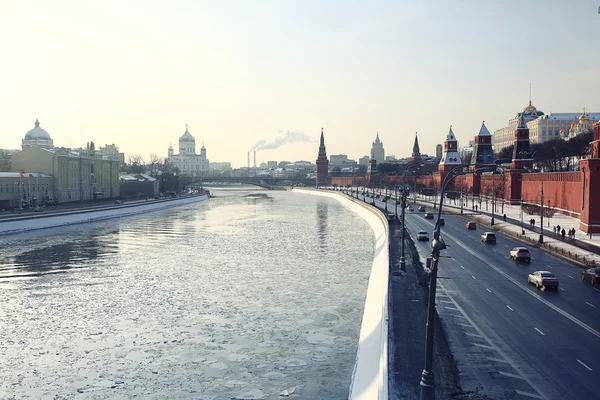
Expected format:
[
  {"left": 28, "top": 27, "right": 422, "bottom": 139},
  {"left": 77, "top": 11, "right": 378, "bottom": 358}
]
[
  {"left": 167, "top": 125, "right": 209, "bottom": 177},
  {"left": 493, "top": 101, "right": 599, "bottom": 151},
  {"left": 370, "top": 133, "right": 385, "bottom": 165},
  {"left": 0, "top": 172, "right": 53, "bottom": 209},
  {"left": 9, "top": 121, "right": 120, "bottom": 205}
]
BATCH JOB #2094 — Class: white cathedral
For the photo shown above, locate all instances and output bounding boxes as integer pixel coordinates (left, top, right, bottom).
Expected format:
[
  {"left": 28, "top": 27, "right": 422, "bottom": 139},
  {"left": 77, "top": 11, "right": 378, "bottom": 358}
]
[{"left": 167, "top": 125, "right": 209, "bottom": 176}]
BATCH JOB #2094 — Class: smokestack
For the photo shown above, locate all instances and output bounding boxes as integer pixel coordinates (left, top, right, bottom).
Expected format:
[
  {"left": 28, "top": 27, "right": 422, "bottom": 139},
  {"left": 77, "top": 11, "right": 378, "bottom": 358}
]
[
  {"left": 254, "top": 151, "right": 256, "bottom": 169},
  {"left": 247, "top": 152, "right": 250, "bottom": 171}
]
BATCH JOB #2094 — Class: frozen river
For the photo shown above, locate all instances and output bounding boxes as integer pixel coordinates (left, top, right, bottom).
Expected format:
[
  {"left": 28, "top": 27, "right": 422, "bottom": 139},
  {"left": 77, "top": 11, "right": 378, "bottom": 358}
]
[{"left": 0, "top": 187, "right": 375, "bottom": 399}]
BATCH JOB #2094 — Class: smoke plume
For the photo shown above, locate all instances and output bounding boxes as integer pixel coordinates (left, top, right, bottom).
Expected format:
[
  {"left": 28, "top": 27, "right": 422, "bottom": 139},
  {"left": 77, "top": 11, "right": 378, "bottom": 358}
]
[{"left": 251, "top": 130, "right": 310, "bottom": 152}]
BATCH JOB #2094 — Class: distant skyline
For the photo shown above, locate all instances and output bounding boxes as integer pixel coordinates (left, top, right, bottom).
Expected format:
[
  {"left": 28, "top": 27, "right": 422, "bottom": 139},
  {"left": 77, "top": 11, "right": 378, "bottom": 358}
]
[{"left": 1, "top": 0, "right": 599, "bottom": 167}]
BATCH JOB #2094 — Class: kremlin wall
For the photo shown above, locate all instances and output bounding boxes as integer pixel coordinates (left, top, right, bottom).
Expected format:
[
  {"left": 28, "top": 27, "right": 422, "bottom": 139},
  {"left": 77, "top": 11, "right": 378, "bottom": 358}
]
[{"left": 330, "top": 120, "right": 600, "bottom": 234}]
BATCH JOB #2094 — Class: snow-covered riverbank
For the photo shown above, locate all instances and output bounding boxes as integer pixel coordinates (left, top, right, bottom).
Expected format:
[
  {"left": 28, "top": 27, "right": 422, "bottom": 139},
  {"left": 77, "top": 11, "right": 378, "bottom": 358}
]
[{"left": 0, "top": 194, "right": 209, "bottom": 235}]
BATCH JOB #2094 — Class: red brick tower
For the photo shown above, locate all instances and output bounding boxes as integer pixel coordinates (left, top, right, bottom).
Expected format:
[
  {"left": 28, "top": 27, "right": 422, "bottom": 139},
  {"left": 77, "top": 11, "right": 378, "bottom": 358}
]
[
  {"left": 316, "top": 128, "right": 329, "bottom": 187},
  {"left": 412, "top": 133, "right": 421, "bottom": 162},
  {"left": 579, "top": 121, "right": 600, "bottom": 233},
  {"left": 506, "top": 114, "right": 534, "bottom": 204}
]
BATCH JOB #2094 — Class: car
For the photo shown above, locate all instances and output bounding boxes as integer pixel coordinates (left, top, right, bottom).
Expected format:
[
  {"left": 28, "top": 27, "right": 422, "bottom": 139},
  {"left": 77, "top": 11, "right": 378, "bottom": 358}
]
[
  {"left": 481, "top": 232, "right": 496, "bottom": 244},
  {"left": 510, "top": 247, "right": 531, "bottom": 262},
  {"left": 386, "top": 213, "right": 396, "bottom": 222},
  {"left": 417, "top": 231, "right": 429, "bottom": 241},
  {"left": 466, "top": 221, "right": 476, "bottom": 230},
  {"left": 33, "top": 206, "right": 43, "bottom": 212},
  {"left": 437, "top": 218, "right": 445, "bottom": 226},
  {"left": 581, "top": 268, "right": 600, "bottom": 285},
  {"left": 407, "top": 206, "right": 414, "bottom": 211},
  {"left": 381, "top": 198, "right": 387, "bottom": 203},
  {"left": 418, "top": 206, "right": 426, "bottom": 212},
  {"left": 424, "top": 212, "right": 434, "bottom": 219},
  {"left": 528, "top": 271, "right": 559, "bottom": 290},
  {"left": 114, "top": 200, "right": 123, "bottom": 204}
]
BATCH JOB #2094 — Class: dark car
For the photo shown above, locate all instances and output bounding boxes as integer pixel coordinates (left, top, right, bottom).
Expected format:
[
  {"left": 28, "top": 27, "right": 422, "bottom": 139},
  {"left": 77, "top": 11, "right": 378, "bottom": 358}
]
[
  {"left": 528, "top": 271, "right": 559, "bottom": 290},
  {"left": 418, "top": 206, "right": 426, "bottom": 212},
  {"left": 437, "top": 218, "right": 445, "bottom": 226},
  {"left": 424, "top": 212, "right": 434, "bottom": 219},
  {"left": 582, "top": 268, "right": 600, "bottom": 285},
  {"left": 386, "top": 213, "right": 396, "bottom": 222}
]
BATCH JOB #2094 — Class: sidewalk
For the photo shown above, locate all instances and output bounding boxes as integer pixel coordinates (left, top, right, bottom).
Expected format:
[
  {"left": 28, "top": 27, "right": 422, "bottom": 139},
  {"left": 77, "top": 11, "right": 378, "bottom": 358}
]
[{"left": 410, "top": 194, "right": 600, "bottom": 268}]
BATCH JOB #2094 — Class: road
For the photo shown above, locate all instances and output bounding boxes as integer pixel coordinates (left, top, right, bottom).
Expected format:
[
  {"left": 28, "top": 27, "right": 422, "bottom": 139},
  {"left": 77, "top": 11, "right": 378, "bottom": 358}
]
[{"left": 350, "top": 190, "right": 600, "bottom": 400}]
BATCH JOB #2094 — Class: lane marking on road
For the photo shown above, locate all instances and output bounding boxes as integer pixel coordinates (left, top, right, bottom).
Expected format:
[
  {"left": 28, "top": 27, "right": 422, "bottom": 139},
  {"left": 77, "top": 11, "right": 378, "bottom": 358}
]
[
  {"left": 472, "top": 275, "right": 477, "bottom": 280},
  {"left": 515, "top": 390, "right": 544, "bottom": 399},
  {"left": 460, "top": 265, "right": 465, "bottom": 269},
  {"left": 586, "top": 302, "right": 596, "bottom": 308},
  {"left": 457, "top": 322, "right": 474, "bottom": 328},
  {"left": 411, "top": 299, "right": 420, "bottom": 302},
  {"left": 486, "top": 356, "right": 509, "bottom": 364},
  {"left": 506, "top": 305, "right": 514, "bottom": 311},
  {"left": 465, "top": 332, "right": 483, "bottom": 338},
  {"left": 473, "top": 343, "right": 494, "bottom": 349},
  {"left": 429, "top": 227, "right": 600, "bottom": 340},
  {"left": 577, "top": 359, "right": 593, "bottom": 371},
  {"left": 444, "top": 306, "right": 459, "bottom": 311},
  {"left": 559, "top": 287, "right": 565, "bottom": 291},
  {"left": 486, "top": 288, "right": 492, "bottom": 293},
  {"left": 435, "top": 282, "right": 549, "bottom": 399},
  {"left": 567, "top": 275, "right": 575, "bottom": 279},
  {"left": 499, "top": 371, "right": 525, "bottom": 380},
  {"left": 594, "top": 288, "right": 600, "bottom": 293},
  {"left": 439, "top": 300, "right": 454, "bottom": 304},
  {"left": 534, "top": 328, "right": 545, "bottom": 336},
  {"left": 546, "top": 265, "right": 553, "bottom": 269},
  {"left": 493, "top": 249, "right": 497, "bottom": 253}
]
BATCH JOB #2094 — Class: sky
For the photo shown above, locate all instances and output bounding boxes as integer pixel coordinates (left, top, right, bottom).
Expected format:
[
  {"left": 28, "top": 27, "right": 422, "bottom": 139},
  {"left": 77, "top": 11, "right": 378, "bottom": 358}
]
[{"left": 1, "top": 0, "right": 599, "bottom": 168}]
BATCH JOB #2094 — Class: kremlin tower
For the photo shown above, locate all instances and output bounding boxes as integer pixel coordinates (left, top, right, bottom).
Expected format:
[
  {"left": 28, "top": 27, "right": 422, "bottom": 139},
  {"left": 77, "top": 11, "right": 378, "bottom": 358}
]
[{"left": 316, "top": 128, "right": 329, "bottom": 187}]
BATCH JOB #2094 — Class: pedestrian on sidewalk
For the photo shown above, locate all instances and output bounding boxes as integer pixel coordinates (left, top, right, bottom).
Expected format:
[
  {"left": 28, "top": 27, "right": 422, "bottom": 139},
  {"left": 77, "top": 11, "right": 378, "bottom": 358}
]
[
  {"left": 557, "top": 224, "right": 561, "bottom": 233},
  {"left": 561, "top": 228, "right": 566, "bottom": 239},
  {"left": 571, "top": 228, "right": 576, "bottom": 239},
  {"left": 553, "top": 226, "right": 557, "bottom": 235},
  {"left": 503, "top": 214, "right": 507, "bottom": 221}
]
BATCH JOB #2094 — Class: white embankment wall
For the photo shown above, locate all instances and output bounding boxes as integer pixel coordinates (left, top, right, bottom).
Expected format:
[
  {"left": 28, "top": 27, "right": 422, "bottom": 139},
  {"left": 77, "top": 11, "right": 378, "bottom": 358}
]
[
  {"left": 0, "top": 194, "right": 209, "bottom": 236},
  {"left": 294, "top": 189, "right": 389, "bottom": 400}
]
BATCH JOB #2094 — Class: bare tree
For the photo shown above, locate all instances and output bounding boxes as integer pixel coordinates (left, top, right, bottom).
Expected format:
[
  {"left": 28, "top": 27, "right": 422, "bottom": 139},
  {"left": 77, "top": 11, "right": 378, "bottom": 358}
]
[
  {"left": 126, "top": 154, "right": 146, "bottom": 174},
  {"left": 148, "top": 154, "right": 163, "bottom": 176}
]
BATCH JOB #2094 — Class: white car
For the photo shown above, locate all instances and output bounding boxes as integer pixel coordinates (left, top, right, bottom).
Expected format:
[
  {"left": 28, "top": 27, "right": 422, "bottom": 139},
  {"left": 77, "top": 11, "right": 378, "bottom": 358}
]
[{"left": 417, "top": 231, "right": 429, "bottom": 241}]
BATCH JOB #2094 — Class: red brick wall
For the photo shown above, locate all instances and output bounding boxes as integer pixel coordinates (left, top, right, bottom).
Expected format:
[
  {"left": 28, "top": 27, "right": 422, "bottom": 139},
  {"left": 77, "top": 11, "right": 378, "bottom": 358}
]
[
  {"left": 520, "top": 172, "right": 582, "bottom": 217},
  {"left": 331, "top": 177, "right": 366, "bottom": 187}
]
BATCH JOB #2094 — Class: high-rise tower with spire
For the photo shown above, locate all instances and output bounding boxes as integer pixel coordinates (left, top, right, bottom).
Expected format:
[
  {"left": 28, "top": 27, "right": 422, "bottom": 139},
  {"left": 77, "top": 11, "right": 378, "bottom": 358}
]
[
  {"left": 316, "top": 128, "right": 329, "bottom": 187},
  {"left": 370, "top": 133, "right": 385, "bottom": 164}
]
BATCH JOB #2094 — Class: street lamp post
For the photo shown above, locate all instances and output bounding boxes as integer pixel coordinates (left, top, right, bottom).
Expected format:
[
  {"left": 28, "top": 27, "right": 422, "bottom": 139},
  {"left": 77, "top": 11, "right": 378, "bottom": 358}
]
[
  {"left": 420, "top": 165, "right": 491, "bottom": 400},
  {"left": 521, "top": 197, "right": 525, "bottom": 235},
  {"left": 539, "top": 176, "right": 544, "bottom": 244},
  {"left": 491, "top": 175, "right": 496, "bottom": 225},
  {"left": 385, "top": 183, "right": 388, "bottom": 213}
]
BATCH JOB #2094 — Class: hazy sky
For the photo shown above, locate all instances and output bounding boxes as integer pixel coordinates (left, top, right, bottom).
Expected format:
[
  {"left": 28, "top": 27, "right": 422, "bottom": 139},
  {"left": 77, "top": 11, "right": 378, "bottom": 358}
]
[{"left": 1, "top": 0, "right": 599, "bottom": 167}]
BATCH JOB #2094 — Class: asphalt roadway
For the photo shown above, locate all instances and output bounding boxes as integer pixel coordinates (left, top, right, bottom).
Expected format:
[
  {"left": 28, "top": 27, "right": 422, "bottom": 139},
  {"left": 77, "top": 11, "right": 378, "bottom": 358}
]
[{"left": 355, "top": 191, "right": 600, "bottom": 400}]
